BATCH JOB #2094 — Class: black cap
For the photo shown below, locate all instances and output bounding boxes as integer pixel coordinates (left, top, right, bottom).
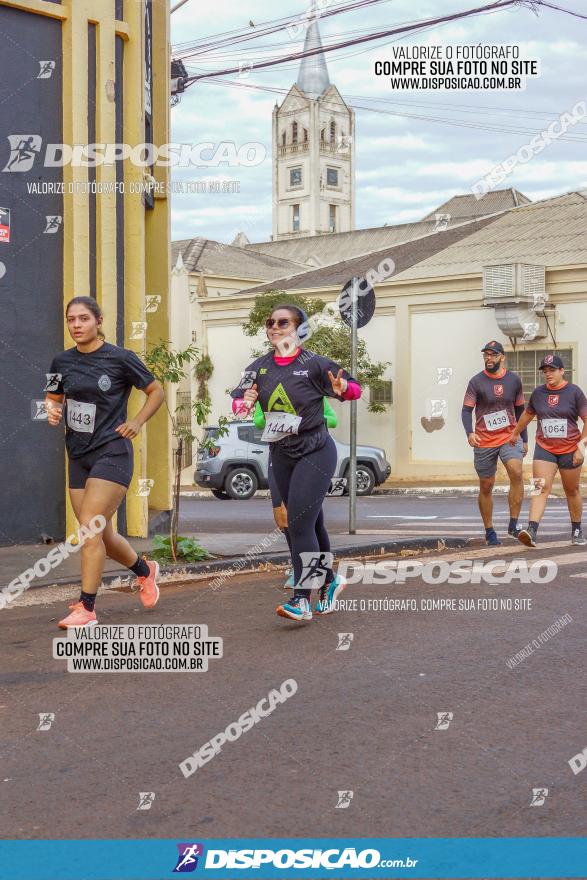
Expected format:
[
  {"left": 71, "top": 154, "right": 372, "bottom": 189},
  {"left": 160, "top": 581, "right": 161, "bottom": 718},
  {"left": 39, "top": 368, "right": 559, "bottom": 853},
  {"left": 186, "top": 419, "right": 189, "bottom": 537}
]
[
  {"left": 539, "top": 354, "right": 564, "bottom": 370},
  {"left": 481, "top": 340, "right": 505, "bottom": 354}
]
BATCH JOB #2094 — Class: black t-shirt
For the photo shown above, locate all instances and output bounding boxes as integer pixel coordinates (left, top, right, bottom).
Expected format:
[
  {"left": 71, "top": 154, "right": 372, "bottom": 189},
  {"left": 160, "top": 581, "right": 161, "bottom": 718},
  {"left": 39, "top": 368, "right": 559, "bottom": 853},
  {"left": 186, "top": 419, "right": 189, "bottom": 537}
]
[
  {"left": 230, "top": 349, "right": 355, "bottom": 453},
  {"left": 47, "top": 342, "right": 155, "bottom": 458}
]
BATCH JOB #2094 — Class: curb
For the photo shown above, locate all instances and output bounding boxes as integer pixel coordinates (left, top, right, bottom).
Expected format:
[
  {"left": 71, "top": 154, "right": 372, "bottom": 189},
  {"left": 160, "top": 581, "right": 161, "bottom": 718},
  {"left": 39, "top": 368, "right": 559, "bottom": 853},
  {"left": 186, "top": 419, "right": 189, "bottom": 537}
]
[
  {"left": 22, "top": 536, "right": 469, "bottom": 591},
  {"left": 181, "top": 487, "right": 502, "bottom": 498}
]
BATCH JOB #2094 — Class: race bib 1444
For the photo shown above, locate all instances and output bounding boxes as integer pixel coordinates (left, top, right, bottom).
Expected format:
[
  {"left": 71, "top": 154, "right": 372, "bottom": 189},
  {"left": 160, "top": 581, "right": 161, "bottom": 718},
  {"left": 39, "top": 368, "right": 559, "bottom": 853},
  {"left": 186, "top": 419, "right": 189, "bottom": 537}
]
[{"left": 261, "top": 411, "right": 302, "bottom": 442}]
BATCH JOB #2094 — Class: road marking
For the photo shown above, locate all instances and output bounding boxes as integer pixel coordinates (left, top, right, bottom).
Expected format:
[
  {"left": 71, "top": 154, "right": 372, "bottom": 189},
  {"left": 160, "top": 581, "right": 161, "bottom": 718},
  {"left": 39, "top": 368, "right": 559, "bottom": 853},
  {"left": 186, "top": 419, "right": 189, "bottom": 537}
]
[{"left": 367, "top": 515, "right": 438, "bottom": 520}]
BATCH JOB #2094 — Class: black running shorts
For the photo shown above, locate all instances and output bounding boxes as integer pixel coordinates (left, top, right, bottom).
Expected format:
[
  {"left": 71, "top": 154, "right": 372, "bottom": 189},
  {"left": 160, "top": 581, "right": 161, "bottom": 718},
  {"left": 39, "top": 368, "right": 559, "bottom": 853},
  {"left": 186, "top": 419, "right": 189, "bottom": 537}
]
[{"left": 68, "top": 438, "right": 134, "bottom": 489}]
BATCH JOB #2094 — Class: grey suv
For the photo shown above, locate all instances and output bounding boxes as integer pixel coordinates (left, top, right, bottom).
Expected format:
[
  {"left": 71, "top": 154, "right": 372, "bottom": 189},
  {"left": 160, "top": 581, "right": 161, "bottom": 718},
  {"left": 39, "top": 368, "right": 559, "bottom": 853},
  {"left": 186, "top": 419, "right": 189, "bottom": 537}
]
[{"left": 195, "top": 420, "right": 391, "bottom": 500}]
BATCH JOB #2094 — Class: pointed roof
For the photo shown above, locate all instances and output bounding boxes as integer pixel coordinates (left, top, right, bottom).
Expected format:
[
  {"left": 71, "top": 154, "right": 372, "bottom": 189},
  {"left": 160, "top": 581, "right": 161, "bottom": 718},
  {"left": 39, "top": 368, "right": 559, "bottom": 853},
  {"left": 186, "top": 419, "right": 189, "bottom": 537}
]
[{"left": 296, "top": 19, "right": 330, "bottom": 99}]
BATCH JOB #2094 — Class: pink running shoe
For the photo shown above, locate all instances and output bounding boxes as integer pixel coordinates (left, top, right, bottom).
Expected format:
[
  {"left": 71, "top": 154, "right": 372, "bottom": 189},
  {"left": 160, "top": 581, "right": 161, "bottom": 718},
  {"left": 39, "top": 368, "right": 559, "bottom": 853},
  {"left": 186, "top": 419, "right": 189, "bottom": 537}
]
[
  {"left": 58, "top": 601, "right": 97, "bottom": 629},
  {"left": 134, "top": 560, "right": 160, "bottom": 609}
]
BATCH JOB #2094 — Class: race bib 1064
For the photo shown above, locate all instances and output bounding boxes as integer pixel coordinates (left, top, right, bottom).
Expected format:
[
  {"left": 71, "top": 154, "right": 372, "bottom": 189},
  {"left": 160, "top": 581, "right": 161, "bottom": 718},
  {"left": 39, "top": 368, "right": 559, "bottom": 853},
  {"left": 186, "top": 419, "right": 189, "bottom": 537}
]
[
  {"left": 541, "top": 418, "right": 567, "bottom": 439},
  {"left": 261, "top": 411, "right": 302, "bottom": 442},
  {"left": 67, "top": 399, "right": 96, "bottom": 433}
]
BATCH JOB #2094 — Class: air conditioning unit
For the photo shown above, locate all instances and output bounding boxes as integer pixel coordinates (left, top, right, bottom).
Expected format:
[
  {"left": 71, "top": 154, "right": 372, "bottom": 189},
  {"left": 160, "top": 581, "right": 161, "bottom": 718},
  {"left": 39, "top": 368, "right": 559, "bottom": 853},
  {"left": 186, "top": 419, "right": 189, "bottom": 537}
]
[{"left": 483, "top": 263, "right": 546, "bottom": 309}]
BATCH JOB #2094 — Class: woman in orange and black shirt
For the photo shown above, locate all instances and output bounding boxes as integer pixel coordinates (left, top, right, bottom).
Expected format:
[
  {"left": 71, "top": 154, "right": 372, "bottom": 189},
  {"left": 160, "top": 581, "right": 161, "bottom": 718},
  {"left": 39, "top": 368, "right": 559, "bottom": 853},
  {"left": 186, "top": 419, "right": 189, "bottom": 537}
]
[{"left": 509, "top": 354, "right": 587, "bottom": 547}]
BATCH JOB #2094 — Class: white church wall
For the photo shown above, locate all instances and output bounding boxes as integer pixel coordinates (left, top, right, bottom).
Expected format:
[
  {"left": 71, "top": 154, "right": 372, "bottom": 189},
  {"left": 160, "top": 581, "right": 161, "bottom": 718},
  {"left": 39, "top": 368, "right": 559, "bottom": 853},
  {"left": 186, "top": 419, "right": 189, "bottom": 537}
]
[
  {"left": 329, "top": 313, "right": 396, "bottom": 471},
  {"left": 410, "top": 307, "right": 501, "bottom": 465}
]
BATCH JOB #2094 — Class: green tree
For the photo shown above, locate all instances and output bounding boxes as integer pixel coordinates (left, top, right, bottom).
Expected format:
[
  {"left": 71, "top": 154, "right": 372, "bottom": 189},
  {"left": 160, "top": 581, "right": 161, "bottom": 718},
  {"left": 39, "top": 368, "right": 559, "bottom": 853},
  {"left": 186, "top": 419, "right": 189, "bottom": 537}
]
[
  {"left": 144, "top": 342, "right": 227, "bottom": 562},
  {"left": 243, "top": 290, "right": 390, "bottom": 413}
]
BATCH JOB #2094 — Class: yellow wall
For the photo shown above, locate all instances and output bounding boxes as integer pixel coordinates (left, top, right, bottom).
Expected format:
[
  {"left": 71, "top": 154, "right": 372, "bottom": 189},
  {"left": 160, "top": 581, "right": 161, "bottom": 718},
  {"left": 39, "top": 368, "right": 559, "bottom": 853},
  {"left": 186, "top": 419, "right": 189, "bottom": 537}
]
[{"left": 1, "top": 0, "right": 172, "bottom": 536}]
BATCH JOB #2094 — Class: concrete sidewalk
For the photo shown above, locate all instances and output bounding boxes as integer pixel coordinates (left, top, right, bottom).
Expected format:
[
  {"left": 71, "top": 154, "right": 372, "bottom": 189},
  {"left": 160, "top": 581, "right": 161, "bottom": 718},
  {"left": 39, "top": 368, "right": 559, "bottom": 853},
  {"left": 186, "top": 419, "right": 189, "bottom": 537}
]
[{"left": 0, "top": 530, "right": 468, "bottom": 591}]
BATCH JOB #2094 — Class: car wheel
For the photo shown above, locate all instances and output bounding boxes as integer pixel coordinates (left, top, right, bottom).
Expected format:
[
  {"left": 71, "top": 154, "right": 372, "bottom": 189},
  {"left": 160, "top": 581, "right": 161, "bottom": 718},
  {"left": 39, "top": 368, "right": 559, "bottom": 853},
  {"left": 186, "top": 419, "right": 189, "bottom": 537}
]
[
  {"left": 211, "top": 489, "right": 230, "bottom": 499},
  {"left": 225, "top": 467, "right": 258, "bottom": 500},
  {"left": 344, "top": 464, "right": 376, "bottom": 496}
]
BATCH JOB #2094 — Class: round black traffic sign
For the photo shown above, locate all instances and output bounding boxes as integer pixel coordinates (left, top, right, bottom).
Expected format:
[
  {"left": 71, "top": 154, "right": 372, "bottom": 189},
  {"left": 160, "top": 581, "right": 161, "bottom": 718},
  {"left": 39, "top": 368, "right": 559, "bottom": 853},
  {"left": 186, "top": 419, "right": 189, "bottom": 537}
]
[{"left": 339, "top": 276, "right": 376, "bottom": 328}]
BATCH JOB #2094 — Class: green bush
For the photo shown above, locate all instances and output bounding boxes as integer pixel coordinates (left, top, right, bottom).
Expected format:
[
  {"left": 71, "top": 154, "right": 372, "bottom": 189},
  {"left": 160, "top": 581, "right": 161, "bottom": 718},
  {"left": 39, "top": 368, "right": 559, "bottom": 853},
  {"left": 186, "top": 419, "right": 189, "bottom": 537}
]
[{"left": 151, "top": 534, "right": 211, "bottom": 564}]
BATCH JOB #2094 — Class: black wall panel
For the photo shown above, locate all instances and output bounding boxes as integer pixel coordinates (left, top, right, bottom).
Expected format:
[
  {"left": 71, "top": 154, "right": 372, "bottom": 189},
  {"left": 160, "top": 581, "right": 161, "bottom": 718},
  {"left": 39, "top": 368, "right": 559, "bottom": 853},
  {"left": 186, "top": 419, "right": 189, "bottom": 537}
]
[{"left": 0, "top": 7, "right": 64, "bottom": 545}]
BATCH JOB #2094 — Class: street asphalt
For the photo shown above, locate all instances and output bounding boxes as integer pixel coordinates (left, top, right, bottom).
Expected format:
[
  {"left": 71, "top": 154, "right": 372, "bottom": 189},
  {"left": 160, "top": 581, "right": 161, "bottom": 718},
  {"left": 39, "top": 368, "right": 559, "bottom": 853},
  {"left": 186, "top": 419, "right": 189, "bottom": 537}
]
[{"left": 2, "top": 529, "right": 586, "bottom": 855}]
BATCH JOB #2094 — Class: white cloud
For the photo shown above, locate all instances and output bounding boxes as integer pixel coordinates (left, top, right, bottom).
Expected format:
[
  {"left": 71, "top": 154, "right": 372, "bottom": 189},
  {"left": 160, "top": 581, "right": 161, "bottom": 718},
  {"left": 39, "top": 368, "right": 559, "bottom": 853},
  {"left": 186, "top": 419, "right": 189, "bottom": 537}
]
[{"left": 170, "top": 0, "right": 586, "bottom": 241}]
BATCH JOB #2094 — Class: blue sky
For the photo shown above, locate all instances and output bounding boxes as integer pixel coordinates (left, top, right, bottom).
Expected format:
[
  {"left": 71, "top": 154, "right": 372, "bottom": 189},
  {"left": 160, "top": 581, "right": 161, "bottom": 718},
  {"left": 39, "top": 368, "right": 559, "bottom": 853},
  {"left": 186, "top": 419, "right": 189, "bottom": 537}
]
[{"left": 170, "top": 0, "right": 587, "bottom": 245}]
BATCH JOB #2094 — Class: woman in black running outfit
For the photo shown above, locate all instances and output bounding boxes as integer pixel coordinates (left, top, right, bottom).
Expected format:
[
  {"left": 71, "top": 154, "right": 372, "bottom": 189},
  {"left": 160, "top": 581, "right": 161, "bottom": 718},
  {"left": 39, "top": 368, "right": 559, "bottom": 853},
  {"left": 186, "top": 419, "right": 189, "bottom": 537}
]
[
  {"left": 231, "top": 303, "right": 361, "bottom": 623},
  {"left": 45, "top": 297, "right": 165, "bottom": 629}
]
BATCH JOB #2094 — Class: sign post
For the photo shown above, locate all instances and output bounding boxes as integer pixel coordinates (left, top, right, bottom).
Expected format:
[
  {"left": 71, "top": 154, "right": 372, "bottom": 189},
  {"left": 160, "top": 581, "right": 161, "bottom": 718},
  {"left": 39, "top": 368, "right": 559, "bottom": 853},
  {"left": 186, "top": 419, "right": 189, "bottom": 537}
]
[
  {"left": 349, "top": 278, "right": 359, "bottom": 533},
  {"left": 339, "top": 276, "right": 375, "bottom": 535}
]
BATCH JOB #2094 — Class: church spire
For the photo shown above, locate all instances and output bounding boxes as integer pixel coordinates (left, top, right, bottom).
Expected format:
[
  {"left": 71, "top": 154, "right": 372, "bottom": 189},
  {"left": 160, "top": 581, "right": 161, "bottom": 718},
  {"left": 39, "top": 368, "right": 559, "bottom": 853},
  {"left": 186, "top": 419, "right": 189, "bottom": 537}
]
[{"left": 296, "top": 19, "right": 330, "bottom": 99}]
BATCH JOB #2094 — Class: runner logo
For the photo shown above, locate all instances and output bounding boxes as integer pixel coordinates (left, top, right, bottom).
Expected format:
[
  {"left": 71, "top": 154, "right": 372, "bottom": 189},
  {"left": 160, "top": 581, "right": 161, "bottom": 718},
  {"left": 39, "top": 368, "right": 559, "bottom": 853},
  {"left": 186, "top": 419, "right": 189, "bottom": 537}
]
[
  {"left": 37, "top": 713, "right": 55, "bottom": 731},
  {"left": 136, "top": 792, "right": 155, "bottom": 811},
  {"left": 130, "top": 321, "right": 147, "bottom": 340},
  {"left": 299, "top": 551, "right": 333, "bottom": 591},
  {"left": 37, "top": 61, "right": 56, "bottom": 79},
  {"left": 329, "top": 477, "right": 346, "bottom": 496},
  {"left": 3, "top": 135, "right": 42, "bottom": 172},
  {"left": 494, "top": 384, "right": 504, "bottom": 397},
  {"left": 530, "top": 787, "right": 548, "bottom": 806},
  {"left": 436, "top": 366, "right": 452, "bottom": 385},
  {"left": 239, "top": 370, "right": 257, "bottom": 390},
  {"left": 44, "top": 215, "right": 62, "bottom": 234},
  {"left": 434, "top": 212, "right": 450, "bottom": 232},
  {"left": 44, "top": 373, "right": 62, "bottom": 392},
  {"left": 435, "top": 711, "right": 453, "bottom": 730},
  {"left": 335, "top": 790, "right": 353, "bottom": 809},
  {"left": 336, "top": 632, "right": 354, "bottom": 651},
  {"left": 548, "top": 395, "right": 559, "bottom": 406},
  {"left": 173, "top": 843, "right": 204, "bottom": 872},
  {"left": 31, "top": 400, "right": 48, "bottom": 421},
  {"left": 137, "top": 479, "right": 155, "bottom": 497}
]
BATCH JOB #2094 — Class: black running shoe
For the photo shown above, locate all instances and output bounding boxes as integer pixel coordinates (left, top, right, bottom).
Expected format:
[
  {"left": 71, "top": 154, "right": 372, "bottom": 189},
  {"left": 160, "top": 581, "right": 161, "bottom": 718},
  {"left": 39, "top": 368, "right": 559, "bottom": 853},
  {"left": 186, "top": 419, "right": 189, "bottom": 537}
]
[{"left": 517, "top": 525, "right": 537, "bottom": 548}]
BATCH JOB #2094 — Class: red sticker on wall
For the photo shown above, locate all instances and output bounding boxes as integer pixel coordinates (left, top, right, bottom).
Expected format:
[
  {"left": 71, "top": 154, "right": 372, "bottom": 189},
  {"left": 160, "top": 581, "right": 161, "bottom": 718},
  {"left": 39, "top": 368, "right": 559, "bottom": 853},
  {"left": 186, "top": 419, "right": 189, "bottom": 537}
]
[{"left": 0, "top": 207, "right": 10, "bottom": 244}]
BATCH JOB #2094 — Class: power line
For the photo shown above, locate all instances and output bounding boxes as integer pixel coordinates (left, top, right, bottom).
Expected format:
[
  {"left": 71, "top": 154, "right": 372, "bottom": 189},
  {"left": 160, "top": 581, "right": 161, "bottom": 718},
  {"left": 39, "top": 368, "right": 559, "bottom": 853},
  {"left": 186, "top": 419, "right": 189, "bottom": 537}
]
[
  {"left": 191, "top": 75, "right": 587, "bottom": 142},
  {"left": 173, "top": 0, "right": 397, "bottom": 58},
  {"left": 180, "top": 1, "right": 539, "bottom": 87}
]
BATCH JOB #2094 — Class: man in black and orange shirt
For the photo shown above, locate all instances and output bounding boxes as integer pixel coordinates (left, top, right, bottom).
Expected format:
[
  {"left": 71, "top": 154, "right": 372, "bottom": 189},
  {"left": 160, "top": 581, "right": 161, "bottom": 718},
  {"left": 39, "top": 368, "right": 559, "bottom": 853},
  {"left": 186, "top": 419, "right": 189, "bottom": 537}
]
[
  {"left": 462, "top": 341, "right": 527, "bottom": 545},
  {"left": 509, "top": 354, "right": 587, "bottom": 547}
]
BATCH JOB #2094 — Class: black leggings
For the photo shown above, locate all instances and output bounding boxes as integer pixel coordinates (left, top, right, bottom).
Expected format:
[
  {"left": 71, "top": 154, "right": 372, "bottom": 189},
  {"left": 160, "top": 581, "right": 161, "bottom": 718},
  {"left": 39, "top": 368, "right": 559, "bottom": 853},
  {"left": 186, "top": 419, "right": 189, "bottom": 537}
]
[
  {"left": 268, "top": 458, "right": 331, "bottom": 560},
  {"left": 270, "top": 434, "right": 337, "bottom": 596}
]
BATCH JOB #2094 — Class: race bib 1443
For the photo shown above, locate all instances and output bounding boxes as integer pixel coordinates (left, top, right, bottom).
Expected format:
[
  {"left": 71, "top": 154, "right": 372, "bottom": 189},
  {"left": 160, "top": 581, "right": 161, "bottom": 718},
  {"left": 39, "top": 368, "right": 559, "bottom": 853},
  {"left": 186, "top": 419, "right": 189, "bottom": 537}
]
[{"left": 67, "top": 399, "right": 96, "bottom": 433}]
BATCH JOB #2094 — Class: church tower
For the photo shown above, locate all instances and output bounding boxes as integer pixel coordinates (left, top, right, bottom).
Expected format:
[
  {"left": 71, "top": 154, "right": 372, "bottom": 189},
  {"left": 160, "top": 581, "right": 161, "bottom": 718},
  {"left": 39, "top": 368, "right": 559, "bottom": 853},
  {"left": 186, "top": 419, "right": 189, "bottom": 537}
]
[{"left": 272, "top": 20, "right": 355, "bottom": 241}]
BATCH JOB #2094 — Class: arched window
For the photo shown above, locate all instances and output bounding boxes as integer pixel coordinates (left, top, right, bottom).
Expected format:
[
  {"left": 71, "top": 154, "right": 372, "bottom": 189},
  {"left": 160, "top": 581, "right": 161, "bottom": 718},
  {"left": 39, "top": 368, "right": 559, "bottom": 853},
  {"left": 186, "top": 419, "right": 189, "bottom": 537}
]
[
  {"left": 292, "top": 121, "right": 298, "bottom": 144},
  {"left": 303, "top": 128, "right": 308, "bottom": 143},
  {"left": 281, "top": 131, "right": 286, "bottom": 146},
  {"left": 320, "top": 128, "right": 325, "bottom": 143},
  {"left": 330, "top": 120, "right": 336, "bottom": 142}
]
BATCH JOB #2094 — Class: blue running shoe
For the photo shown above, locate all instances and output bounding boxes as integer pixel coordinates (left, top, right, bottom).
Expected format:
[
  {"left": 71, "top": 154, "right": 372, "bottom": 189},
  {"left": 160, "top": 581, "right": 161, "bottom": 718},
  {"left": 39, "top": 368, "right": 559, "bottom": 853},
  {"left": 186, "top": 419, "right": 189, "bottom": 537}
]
[
  {"left": 485, "top": 529, "right": 502, "bottom": 546},
  {"left": 315, "top": 574, "right": 347, "bottom": 615},
  {"left": 284, "top": 570, "right": 295, "bottom": 590},
  {"left": 276, "top": 595, "right": 312, "bottom": 622}
]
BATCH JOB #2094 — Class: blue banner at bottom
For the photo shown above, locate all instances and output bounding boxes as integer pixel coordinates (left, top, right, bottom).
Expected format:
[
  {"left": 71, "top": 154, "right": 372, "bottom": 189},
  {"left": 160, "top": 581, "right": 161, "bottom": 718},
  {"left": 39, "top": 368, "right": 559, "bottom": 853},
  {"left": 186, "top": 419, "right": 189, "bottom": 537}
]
[{"left": 0, "top": 838, "right": 583, "bottom": 880}]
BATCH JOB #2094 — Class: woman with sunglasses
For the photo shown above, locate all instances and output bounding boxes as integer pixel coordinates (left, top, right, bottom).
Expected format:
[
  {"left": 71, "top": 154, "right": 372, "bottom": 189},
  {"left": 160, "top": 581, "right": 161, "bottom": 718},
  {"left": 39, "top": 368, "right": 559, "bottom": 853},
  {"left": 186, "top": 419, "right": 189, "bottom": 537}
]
[
  {"left": 231, "top": 303, "right": 361, "bottom": 622},
  {"left": 253, "top": 397, "right": 338, "bottom": 589},
  {"left": 508, "top": 354, "right": 587, "bottom": 547}
]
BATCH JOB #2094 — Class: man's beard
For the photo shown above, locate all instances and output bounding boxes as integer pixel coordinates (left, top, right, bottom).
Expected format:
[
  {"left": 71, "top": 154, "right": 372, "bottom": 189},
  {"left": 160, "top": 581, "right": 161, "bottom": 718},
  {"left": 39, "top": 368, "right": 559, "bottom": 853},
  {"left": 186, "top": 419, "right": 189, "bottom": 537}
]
[{"left": 485, "top": 361, "right": 501, "bottom": 373}]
